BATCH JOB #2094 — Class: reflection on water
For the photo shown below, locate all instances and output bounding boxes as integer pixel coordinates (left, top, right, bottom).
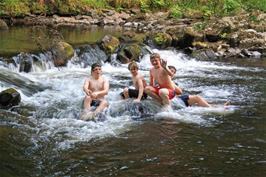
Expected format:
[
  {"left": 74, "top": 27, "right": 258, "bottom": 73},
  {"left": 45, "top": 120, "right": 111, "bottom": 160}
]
[
  {"left": 0, "top": 26, "right": 122, "bottom": 56},
  {"left": 0, "top": 43, "right": 266, "bottom": 176}
]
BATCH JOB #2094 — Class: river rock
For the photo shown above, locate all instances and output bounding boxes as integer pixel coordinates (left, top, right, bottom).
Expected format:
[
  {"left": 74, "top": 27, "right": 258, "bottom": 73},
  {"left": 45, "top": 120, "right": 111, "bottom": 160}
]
[
  {"left": 0, "top": 19, "right": 8, "bottom": 30},
  {"left": 192, "top": 49, "right": 217, "bottom": 60},
  {"left": 100, "top": 35, "right": 120, "bottom": 54},
  {"left": 52, "top": 41, "right": 74, "bottom": 67},
  {"left": 117, "top": 43, "right": 142, "bottom": 64},
  {"left": 152, "top": 32, "right": 172, "bottom": 49},
  {"left": 0, "top": 88, "right": 21, "bottom": 109},
  {"left": 18, "top": 53, "right": 32, "bottom": 73},
  {"left": 0, "top": 67, "right": 49, "bottom": 95}
]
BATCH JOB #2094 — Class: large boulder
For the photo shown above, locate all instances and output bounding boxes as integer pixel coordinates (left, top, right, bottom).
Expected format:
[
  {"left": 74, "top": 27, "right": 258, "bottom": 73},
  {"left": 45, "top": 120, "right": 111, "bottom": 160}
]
[
  {"left": 0, "top": 19, "right": 8, "bottom": 30},
  {"left": 100, "top": 35, "right": 120, "bottom": 54},
  {"left": 52, "top": 41, "right": 74, "bottom": 67},
  {"left": 152, "top": 32, "right": 172, "bottom": 49},
  {"left": 0, "top": 88, "right": 21, "bottom": 109},
  {"left": 117, "top": 43, "right": 142, "bottom": 64}
]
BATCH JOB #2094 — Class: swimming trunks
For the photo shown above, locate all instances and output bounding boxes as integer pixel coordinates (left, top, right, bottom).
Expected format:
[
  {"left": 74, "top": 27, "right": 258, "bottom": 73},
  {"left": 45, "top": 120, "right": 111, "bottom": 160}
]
[
  {"left": 91, "top": 100, "right": 101, "bottom": 107},
  {"left": 120, "top": 89, "right": 147, "bottom": 100},
  {"left": 152, "top": 86, "right": 176, "bottom": 100},
  {"left": 178, "top": 94, "right": 190, "bottom": 107}
]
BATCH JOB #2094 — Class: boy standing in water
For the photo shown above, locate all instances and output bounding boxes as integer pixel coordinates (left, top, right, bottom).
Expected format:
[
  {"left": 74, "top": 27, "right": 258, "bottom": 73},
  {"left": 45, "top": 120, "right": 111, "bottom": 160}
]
[
  {"left": 81, "top": 63, "right": 109, "bottom": 121},
  {"left": 120, "top": 61, "right": 147, "bottom": 102},
  {"left": 145, "top": 53, "right": 176, "bottom": 106}
]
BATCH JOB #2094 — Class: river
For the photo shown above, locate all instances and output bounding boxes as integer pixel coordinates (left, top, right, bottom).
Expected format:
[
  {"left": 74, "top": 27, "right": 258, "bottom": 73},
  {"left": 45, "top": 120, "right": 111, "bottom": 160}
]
[{"left": 0, "top": 27, "right": 266, "bottom": 177}]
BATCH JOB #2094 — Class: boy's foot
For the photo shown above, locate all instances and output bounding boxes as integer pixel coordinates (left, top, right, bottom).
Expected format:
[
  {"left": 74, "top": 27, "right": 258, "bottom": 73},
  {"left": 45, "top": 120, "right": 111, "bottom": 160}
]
[
  {"left": 224, "top": 101, "right": 231, "bottom": 106},
  {"left": 161, "top": 105, "right": 172, "bottom": 112},
  {"left": 80, "top": 111, "right": 96, "bottom": 121}
]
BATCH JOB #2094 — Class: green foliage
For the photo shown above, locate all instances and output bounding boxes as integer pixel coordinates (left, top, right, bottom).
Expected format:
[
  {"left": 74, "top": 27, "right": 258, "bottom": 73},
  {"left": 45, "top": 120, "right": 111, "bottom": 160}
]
[
  {"left": 82, "top": 0, "right": 108, "bottom": 8},
  {"left": 223, "top": 0, "right": 241, "bottom": 14},
  {"left": 30, "top": 2, "right": 47, "bottom": 15},
  {"left": 0, "top": 0, "right": 265, "bottom": 17},
  {"left": 1, "top": 0, "right": 30, "bottom": 16},
  {"left": 150, "top": 0, "right": 165, "bottom": 9},
  {"left": 169, "top": 4, "right": 182, "bottom": 19},
  {"left": 193, "top": 22, "right": 207, "bottom": 31},
  {"left": 140, "top": 0, "right": 150, "bottom": 12},
  {"left": 241, "top": 0, "right": 266, "bottom": 12}
]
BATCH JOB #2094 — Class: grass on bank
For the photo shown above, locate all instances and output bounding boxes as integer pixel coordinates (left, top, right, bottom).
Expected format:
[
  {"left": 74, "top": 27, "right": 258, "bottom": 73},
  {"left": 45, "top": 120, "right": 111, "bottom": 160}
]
[{"left": 0, "top": 0, "right": 265, "bottom": 17}]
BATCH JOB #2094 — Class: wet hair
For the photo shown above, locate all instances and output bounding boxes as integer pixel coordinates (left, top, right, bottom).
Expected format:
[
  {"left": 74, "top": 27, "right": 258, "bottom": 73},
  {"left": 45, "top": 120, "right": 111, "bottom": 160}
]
[
  {"left": 168, "top": 65, "right": 177, "bottom": 74},
  {"left": 91, "top": 63, "right": 101, "bottom": 73},
  {"left": 150, "top": 53, "right": 160, "bottom": 60},
  {"left": 128, "top": 61, "right": 138, "bottom": 70}
]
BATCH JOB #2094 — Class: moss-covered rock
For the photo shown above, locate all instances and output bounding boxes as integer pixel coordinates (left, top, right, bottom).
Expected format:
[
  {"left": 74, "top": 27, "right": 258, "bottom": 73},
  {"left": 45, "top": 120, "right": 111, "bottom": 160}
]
[
  {"left": 152, "top": 32, "right": 172, "bottom": 49},
  {"left": 52, "top": 41, "right": 74, "bottom": 67},
  {"left": 100, "top": 35, "right": 120, "bottom": 54},
  {"left": 120, "top": 31, "right": 147, "bottom": 44},
  {"left": 0, "top": 88, "right": 21, "bottom": 109},
  {"left": 0, "top": 19, "right": 8, "bottom": 30},
  {"left": 117, "top": 43, "right": 142, "bottom": 64}
]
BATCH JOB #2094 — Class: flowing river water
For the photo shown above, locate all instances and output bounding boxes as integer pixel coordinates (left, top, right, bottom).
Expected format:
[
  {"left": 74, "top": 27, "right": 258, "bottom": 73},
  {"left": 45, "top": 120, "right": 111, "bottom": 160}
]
[{"left": 0, "top": 27, "right": 266, "bottom": 177}]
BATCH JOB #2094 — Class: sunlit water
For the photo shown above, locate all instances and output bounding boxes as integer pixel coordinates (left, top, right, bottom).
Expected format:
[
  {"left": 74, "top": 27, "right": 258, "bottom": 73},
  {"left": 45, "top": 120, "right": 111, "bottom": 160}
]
[{"left": 1, "top": 47, "right": 266, "bottom": 176}]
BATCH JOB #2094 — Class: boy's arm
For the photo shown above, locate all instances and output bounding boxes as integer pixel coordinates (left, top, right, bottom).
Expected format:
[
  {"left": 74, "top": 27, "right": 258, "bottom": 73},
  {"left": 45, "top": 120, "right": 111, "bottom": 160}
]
[
  {"left": 175, "top": 86, "right": 183, "bottom": 95},
  {"left": 83, "top": 78, "right": 92, "bottom": 96},
  {"left": 149, "top": 70, "right": 154, "bottom": 86},
  {"left": 161, "top": 59, "right": 174, "bottom": 77},
  {"left": 135, "top": 78, "right": 144, "bottom": 102}
]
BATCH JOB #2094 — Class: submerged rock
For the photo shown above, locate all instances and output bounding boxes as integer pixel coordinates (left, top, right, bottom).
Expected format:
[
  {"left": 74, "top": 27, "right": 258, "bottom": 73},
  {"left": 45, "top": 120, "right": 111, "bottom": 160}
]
[
  {"left": 0, "top": 67, "right": 50, "bottom": 95},
  {"left": 0, "top": 88, "right": 21, "bottom": 109}
]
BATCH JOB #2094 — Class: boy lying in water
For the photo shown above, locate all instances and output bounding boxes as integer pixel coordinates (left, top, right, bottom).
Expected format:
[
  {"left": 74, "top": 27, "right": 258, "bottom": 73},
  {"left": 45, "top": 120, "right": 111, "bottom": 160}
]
[{"left": 169, "top": 65, "right": 230, "bottom": 107}]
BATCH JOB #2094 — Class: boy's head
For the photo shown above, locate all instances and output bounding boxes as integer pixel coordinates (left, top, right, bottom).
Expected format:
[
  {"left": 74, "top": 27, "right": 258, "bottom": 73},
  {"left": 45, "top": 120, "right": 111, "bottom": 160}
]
[
  {"left": 91, "top": 63, "right": 102, "bottom": 74},
  {"left": 150, "top": 53, "right": 161, "bottom": 68},
  {"left": 128, "top": 61, "right": 139, "bottom": 75},
  {"left": 168, "top": 65, "right": 176, "bottom": 75},
  {"left": 128, "top": 61, "right": 138, "bottom": 71}
]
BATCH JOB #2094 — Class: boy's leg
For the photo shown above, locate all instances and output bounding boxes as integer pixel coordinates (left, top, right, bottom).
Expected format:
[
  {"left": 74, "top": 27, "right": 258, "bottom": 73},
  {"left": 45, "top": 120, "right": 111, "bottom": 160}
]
[
  {"left": 158, "top": 88, "right": 170, "bottom": 105},
  {"left": 94, "top": 100, "right": 108, "bottom": 114},
  {"left": 123, "top": 88, "right": 129, "bottom": 99},
  {"left": 83, "top": 95, "right": 92, "bottom": 109},
  {"left": 188, "top": 95, "right": 211, "bottom": 107},
  {"left": 145, "top": 86, "right": 162, "bottom": 104}
]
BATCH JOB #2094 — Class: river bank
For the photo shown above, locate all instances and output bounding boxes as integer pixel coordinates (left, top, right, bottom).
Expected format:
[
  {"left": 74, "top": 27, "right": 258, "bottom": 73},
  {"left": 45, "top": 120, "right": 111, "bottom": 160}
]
[{"left": 0, "top": 8, "right": 266, "bottom": 61}]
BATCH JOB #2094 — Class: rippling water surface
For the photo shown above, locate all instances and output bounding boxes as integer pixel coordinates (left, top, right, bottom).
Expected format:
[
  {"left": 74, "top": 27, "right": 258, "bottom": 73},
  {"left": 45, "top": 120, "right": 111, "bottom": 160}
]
[{"left": 1, "top": 31, "right": 266, "bottom": 177}]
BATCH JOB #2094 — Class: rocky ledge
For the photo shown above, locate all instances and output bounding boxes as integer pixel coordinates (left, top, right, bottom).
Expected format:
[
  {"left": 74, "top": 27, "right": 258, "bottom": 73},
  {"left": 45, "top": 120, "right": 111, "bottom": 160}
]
[{"left": 0, "top": 9, "right": 265, "bottom": 60}]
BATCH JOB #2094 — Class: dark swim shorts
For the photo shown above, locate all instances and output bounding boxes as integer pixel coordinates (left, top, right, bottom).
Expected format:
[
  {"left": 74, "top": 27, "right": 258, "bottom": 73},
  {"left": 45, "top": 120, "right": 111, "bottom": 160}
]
[
  {"left": 178, "top": 94, "right": 190, "bottom": 107},
  {"left": 120, "top": 89, "right": 147, "bottom": 100},
  {"left": 91, "top": 100, "right": 101, "bottom": 107}
]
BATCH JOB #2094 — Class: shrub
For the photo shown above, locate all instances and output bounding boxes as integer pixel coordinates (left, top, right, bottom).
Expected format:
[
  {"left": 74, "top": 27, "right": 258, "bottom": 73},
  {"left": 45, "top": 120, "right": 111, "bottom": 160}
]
[{"left": 169, "top": 4, "right": 182, "bottom": 19}]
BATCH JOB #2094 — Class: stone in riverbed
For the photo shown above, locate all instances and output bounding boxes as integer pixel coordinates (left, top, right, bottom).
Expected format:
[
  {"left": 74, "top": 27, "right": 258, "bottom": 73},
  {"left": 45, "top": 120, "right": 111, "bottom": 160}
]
[
  {"left": 0, "top": 19, "right": 8, "bottom": 30},
  {"left": 52, "top": 41, "right": 74, "bottom": 67},
  {"left": 0, "top": 88, "right": 21, "bottom": 109}
]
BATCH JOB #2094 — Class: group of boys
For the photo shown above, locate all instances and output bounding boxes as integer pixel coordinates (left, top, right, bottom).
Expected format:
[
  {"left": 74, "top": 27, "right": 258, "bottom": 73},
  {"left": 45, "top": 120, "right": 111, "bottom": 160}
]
[{"left": 81, "top": 53, "right": 213, "bottom": 121}]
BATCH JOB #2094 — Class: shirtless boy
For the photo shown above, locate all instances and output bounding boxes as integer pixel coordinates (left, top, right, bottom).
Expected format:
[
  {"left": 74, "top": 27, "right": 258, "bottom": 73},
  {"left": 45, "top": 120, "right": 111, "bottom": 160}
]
[
  {"left": 81, "top": 63, "right": 109, "bottom": 120},
  {"left": 169, "top": 65, "right": 227, "bottom": 107},
  {"left": 120, "top": 61, "right": 147, "bottom": 102},
  {"left": 145, "top": 53, "right": 176, "bottom": 106}
]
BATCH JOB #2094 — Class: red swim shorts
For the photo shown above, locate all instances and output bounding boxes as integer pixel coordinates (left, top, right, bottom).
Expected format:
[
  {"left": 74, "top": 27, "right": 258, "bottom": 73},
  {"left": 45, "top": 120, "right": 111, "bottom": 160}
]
[{"left": 152, "top": 86, "right": 176, "bottom": 100}]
